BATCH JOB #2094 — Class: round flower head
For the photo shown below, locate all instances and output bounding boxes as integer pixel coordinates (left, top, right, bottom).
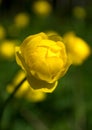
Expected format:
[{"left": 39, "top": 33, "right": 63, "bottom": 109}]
[
  {"left": 14, "top": 13, "right": 30, "bottom": 28},
  {"left": 0, "top": 40, "right": 17, "bottom": 59},
  {"left": 32, "top": 1, "right": 52, "bottom": 16},
  {"left": 63, "top": 32, "right": 91, "bottom": 65},
  {"left": 72, "top": 6, "right": 86, "bottom": 20},
  {"left": 15, "top": 32, "right": 71, "bottom": 92}
]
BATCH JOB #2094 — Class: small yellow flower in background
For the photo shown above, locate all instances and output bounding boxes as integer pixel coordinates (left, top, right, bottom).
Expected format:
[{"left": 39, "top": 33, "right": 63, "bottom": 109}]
[
  {"left": 0, "top": 40, "right": 18, "bottom": 59},
  {"left": 63, "top": 32, "right": 91, "bottom": 65},
  {"left": 7, "top": 70, "right": 27, "bottom": 97},
  {"left": 15, "top": 32, "right": 71, "bottom": 93},
  {"left": 6, "top": 70, "right": 46, "bottom": 102},
  {"left": 14, "top": 13, "right": 30, "bottom": 28},
  {"left": 72, "top": 6, "right": 86, "bottom": 19},
  {"left": 0, "top": 25, "right": 6, "bottom": 40},
  {"left": 32, "top": 0, "right": 52, "bottom": 16}
]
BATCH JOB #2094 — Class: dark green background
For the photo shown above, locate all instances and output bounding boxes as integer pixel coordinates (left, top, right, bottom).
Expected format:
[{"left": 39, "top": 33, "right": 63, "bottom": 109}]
[{"left": 0, "top": 0, "right": 92, "bottom": 130}]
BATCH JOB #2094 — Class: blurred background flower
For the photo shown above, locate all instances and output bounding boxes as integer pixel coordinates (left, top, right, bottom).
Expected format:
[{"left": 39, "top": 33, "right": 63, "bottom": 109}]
[
  {"left": 32, "top": 0, "right": 52, "bottom": 16},
  {"left": 72, "top": 6, "right": 86, "bottom": 20},
  {"left": 6, "top": 70, "right": 46, "bottom": 102},
  {"left": 0, "top": 40, "right": 19, "bottom": 59},
  {"left": 63, "top": 32, "right": 91, "bottom": 65},
  {"left": 14, "top": 12, "right": 30, "bottom": 28}
]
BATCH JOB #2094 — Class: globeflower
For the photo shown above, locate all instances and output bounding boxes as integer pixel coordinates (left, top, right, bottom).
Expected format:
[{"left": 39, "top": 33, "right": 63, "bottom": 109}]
[
  {"left": 63, "top": 32, "right": 91, "bottom": 65},
  {"left": 15, "top": 32, "right": 71, "bottom": 92},
  {"left": 0, "top": 40, "right": 18, "bottom": 59},
  {"left": 32, "top": 1, "right": 52, "bottom": 16},
  {"left": 14, "top": 12, "right": 30, "bottom": 28},
  {"left": 72, "top": 6, "right": 86, "bottom": 20}
]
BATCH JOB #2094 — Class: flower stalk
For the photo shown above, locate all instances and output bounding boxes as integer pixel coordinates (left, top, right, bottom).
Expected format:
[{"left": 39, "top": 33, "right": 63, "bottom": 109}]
[{"left": 0, "top": 77, "right": 26, "bottom": 128}]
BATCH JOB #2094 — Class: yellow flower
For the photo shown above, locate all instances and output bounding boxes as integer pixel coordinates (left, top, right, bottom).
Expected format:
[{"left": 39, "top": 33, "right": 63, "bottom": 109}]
[
  {"left": 6, "top": 70, "right": 46, "bottom": 102},
  {"left": 72, "top": 6, "right": 86, "bottom": 19},
  {"left": 0, "top": 25, "right": 6, "bottom": 40},
  {"left": 0, "top": 40, "right": 17, "bottom": 59},
  {"left": 15, "top": 32, "right": 71, "bottom": 93},
  {"left": 14, "top": 13, "right": 30, "bottom": 28},
  {"left": 63, "top": 32, "right": 91, "bottom": 65},
  {"left": 32, "top": 1, "right": 52, "bottom": 16}
]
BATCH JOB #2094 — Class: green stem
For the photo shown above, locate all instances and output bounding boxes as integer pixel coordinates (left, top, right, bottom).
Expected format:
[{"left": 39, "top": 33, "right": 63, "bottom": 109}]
[{"left": 0, "top": 77, "right": 26, "bottom": 128}]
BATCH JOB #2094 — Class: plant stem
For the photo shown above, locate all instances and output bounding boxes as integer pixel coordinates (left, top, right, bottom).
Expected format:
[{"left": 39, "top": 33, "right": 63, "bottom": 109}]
[{"left": 0, "top": 77, "right": 26, "bottom": 128}]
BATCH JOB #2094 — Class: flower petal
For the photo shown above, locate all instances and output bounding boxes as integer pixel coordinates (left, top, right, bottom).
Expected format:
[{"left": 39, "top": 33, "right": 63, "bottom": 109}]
[{"left": 27, "top": 73, "right": 58, "bottom": 93}]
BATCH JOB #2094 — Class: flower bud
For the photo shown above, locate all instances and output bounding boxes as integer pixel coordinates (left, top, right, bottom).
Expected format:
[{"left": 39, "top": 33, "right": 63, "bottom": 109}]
[
  {"left": 72, "top": 6, "right": 86, "bottom": 20},
  {"left": 32, "top": 1, "right": 52, "bottom": 16},
  {"left": 14, "top": 13, "right": 30, "bottom": 28},
  {"left": 15, "top": 32, "right": 70, "bottom": 92},
  {"left": 0, "top": 40, "right": 17, "bottom": 59}
]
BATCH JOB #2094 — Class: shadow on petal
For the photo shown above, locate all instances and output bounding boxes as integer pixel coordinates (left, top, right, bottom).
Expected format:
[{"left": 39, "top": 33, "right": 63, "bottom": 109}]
[{"left": 27, "top": 73, "right": 58, "bottom": 93}]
